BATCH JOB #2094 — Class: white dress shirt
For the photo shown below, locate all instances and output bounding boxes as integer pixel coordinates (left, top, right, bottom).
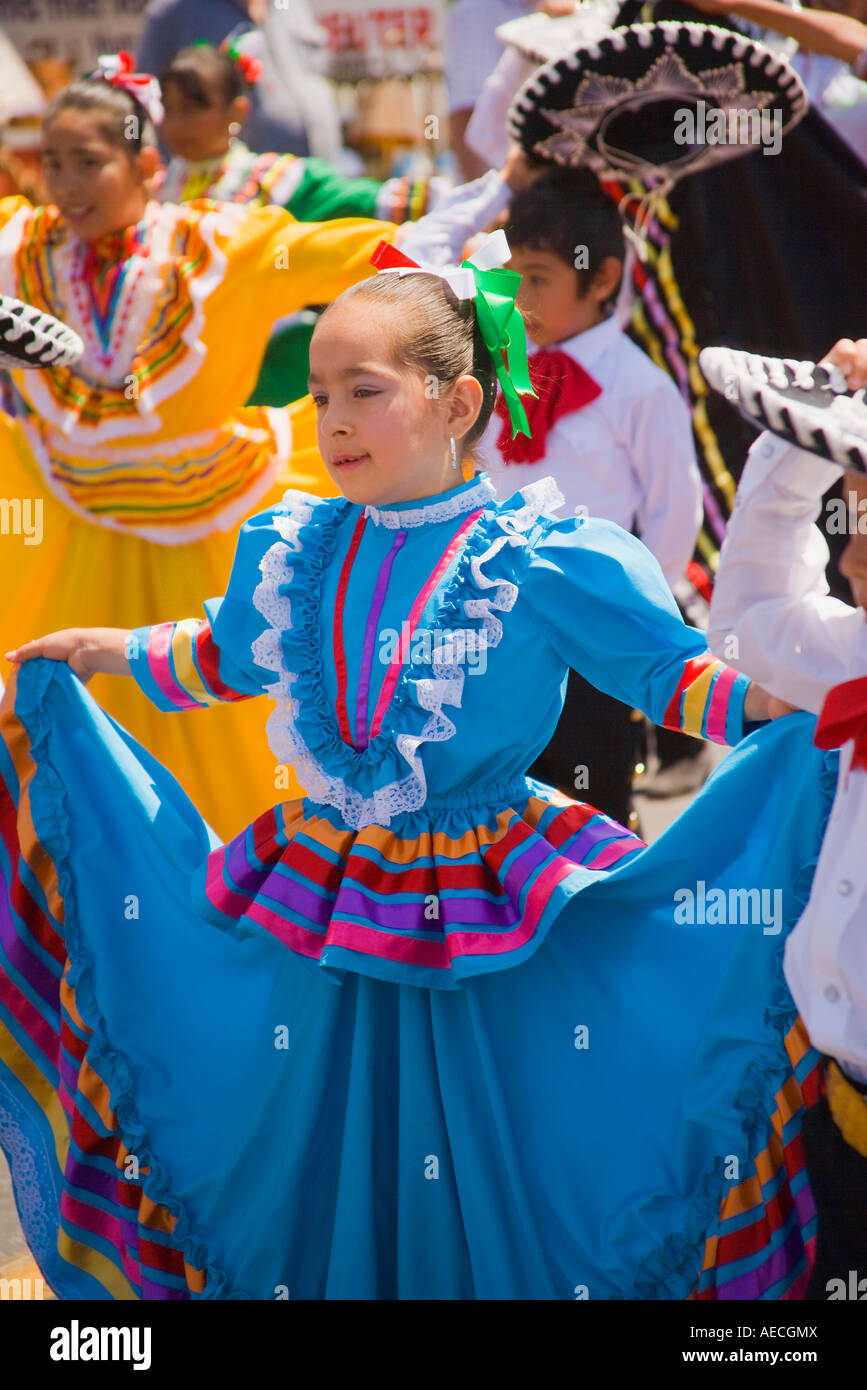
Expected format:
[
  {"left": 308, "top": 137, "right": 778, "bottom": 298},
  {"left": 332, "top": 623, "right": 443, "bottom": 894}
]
[
  {"left": 477, "top": 315, "right": 704, "bottom": 589},
  {"left": 708, "top": 431, "right": 867, "bottom": 1084}
]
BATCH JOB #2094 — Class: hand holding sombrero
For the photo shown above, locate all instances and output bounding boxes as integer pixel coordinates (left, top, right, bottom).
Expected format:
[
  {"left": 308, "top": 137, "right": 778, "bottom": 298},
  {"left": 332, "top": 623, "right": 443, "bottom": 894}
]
[{"left": 0, "top": 294, "right": 84, "bottom": 371}]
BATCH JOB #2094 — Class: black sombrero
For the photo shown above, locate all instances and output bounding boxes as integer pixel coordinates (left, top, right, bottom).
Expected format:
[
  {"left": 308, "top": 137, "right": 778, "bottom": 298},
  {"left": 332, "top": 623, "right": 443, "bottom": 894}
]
[
  {"left": 0, "top": 294, "right": 84, "bottom": 370},
  {"left": 700, "top": 347, "right": 867, "bottom": 474},
  {"left": 508, "top": 21, "right": 808, "bottom": 186}
]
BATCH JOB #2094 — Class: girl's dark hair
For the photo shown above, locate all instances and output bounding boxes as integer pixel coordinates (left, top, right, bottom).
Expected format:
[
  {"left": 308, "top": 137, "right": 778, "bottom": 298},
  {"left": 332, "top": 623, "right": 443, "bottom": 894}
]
[
  {"left": 161, "top": 44, "right": 243, "bottom": 109},
  {"left": 322, "top": 273, "right": 499, "bottom": 456},
  {"left": 504, "top": 166, "right": 625, "bottom": 311},
  {"left": 44, "top": 79, "right": 155, "bottom": 154}
]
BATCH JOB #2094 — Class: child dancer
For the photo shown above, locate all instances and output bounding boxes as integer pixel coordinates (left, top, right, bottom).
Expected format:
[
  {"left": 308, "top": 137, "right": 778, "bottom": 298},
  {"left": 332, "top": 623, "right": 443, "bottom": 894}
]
[
  {"left": 156, "top": 41, "right": 446, "bottom": 407},
  {"left": 707, "top": 337, "right": 867, "bottom": 1299},
  {"left": 478, "top": 166, "right": 705, "bottom": 824},
  {"left": 157, "top": 43, "right": 443, "bottom": 225},
  {"left": 0, "top": 243, "right": 834, "bottom": 1301},
  {"left": 0, "top": 56, "right": 425, "bottom": 837}
]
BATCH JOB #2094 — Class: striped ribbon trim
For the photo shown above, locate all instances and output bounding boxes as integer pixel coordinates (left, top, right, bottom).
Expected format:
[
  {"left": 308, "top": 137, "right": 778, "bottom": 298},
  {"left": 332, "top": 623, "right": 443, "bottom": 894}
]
[
  {"left": 370, "top": 508, "right": 483, "bottom": 740},
  {"left": 332, "top": 508, "right": 485, "bottom": 750},
  {"left": 142, "top": 619, "right": 251, "bottom": 711},
  {"left": 355, "top": 529, "right": 407, "bottom": 750},
  {"left": 199, "top": 793, "right": 646, "bottom": 982},
  {"left": 601, "top": 177, "right": 739, "bottom": 584},
  {"left": 695, "top": 1016, "right": 822, "bottom": 1300},
  {"left": 333, "top": 514, "right": 367, "bottom": 746},
  {"left": 662, "top": 654, "right": 738, "bottom": 742},
  {"left": 0, "top": 672, "right": 207, "bottom": 1297}
]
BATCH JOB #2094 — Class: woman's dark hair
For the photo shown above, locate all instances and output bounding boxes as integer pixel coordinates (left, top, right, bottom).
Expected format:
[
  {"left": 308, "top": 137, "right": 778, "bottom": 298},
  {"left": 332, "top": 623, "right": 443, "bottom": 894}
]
[
  {"left": 160, "top": 44, "right": 243, "bottom": 109},
  {"left": 321, "top": 273, "right": 499, "bottom": 457},
  {"left": 44, "top": 80, "right": 155, "bottom": 154},
  {"left": 504, "top": 166, "right": 625, "bottom": 310}
]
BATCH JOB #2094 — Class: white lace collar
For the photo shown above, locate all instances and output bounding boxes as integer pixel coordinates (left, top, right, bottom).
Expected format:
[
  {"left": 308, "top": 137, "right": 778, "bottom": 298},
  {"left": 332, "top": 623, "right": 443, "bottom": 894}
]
[{"left": 364, "top": 474, "right": 496, "bottom": 529}]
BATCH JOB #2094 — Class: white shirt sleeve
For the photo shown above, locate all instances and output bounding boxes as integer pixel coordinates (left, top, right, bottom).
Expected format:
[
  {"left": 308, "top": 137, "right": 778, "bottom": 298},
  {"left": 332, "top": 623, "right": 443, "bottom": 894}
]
[
  {"left": 396, "top": 170, "right": 511, "bottom": 268},
  {"left": 707, "top": 431, "right": 867, "bottom": 713},
  {"left": 465, "top": 48, "right": 536, "bottom": 170},
  {"left": 630, "top": 378, "right": 703, "bottom": 590}
]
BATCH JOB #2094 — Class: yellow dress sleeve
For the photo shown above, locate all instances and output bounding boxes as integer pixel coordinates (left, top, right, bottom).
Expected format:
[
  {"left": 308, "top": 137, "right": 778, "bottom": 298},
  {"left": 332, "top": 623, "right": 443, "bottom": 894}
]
[
  {"left": 0, "top": 196, "right": 32, "bottom": 233},
  {"left": 226, "top": 204, "right": 398, "bottom": 317}
]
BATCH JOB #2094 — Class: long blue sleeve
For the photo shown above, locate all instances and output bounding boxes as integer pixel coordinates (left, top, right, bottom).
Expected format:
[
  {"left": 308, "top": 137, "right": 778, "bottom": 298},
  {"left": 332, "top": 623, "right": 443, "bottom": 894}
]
[{"left": 522, "top": 514, "right": 749, "bottom": 744}]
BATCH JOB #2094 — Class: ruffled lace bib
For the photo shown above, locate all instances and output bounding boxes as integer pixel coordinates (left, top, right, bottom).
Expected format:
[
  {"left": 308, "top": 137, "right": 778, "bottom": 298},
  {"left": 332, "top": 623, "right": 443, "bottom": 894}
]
[{"left": 251, "top": 476, "right": 564, "bottom": 830}]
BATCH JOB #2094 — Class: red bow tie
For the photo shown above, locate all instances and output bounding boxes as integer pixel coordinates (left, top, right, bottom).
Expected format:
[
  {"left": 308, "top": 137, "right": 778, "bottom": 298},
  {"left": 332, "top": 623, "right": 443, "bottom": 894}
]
[
  {"left": 814, "top": 675, "right": 867, "bottom": 772},
  {"left": 495, "top": 347, "right": 602, "bottom": 465}
]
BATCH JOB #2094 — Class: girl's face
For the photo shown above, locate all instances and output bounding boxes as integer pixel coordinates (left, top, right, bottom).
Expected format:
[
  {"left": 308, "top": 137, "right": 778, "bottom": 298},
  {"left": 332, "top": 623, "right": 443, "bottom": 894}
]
[
  {"left": 308, "top": 296, "right": 483, "bottom": 507},
  {"left": 42, "top": 109, "right": 154, "bottom": 242},
  {"left": 161, "top": 79, "right": 249, "bottom": 162}
]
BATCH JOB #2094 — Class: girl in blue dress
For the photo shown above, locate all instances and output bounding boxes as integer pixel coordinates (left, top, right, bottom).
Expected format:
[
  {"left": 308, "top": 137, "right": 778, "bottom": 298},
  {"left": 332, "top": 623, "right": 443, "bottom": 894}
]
[{"left": 0, "top": 243, "right": 834, "bottom": 1300}]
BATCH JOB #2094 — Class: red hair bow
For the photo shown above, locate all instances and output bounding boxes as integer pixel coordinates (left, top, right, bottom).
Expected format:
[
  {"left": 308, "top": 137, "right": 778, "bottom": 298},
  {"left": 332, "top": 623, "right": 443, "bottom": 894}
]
[
  {"left": 220, "top": 38, "right": 264, "bottom": 85},
  {"left": 237, "top": 53, "right": 263, "bottom": 84}
]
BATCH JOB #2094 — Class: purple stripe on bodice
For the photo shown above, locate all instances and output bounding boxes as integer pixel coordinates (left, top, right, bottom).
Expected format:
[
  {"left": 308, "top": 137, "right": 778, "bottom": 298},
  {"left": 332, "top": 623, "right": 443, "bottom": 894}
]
[{"left": 355, "top": 530, "right": 408, "bottom": 750}]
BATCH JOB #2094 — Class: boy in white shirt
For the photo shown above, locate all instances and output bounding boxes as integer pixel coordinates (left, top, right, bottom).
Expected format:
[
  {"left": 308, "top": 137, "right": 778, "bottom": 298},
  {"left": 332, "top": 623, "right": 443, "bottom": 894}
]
[
  {"left": 476, "top": 167, "right": 704, "bottom": 823},
  {"left": 480, "top": 168, "right": 703, "bottom": 586},
  {"left": 708, "top": 336, "right": 867, "bottom": 1298}
]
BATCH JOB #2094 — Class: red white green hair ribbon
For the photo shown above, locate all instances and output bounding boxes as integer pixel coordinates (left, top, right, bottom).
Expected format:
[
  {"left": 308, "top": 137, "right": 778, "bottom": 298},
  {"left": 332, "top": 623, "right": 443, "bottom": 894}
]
[
  {"left": 94, "top": 52, "right": 164, "bottom": 127},
  {"left": 370, "top": 231, "right": 536, "bottom": 440}
]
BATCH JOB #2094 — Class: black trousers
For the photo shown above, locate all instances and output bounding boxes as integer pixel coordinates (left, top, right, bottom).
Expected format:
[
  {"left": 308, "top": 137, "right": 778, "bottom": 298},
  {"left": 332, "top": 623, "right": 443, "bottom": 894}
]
[
  {"left": 528, "top": 668, "right": 637, "bottom": 826},
  {"left": 803, "top": 1076, "right": 867, "bottom": 1300}
]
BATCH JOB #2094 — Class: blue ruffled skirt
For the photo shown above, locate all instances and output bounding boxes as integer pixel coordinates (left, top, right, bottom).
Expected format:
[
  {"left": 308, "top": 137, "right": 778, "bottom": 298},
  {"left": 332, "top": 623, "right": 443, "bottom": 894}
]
[{"left": 0, "top": 661, "right": 834, "bottom": 1299}]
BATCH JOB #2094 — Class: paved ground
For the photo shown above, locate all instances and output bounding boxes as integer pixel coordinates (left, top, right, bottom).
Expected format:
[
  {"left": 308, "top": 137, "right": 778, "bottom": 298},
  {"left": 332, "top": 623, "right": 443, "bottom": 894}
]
[
  {"left": 0, "top": 1157, "right": 20, "bottom": 1267},
  {"left": 0, "top": 749, "right": 720, "bottom": 1282}
]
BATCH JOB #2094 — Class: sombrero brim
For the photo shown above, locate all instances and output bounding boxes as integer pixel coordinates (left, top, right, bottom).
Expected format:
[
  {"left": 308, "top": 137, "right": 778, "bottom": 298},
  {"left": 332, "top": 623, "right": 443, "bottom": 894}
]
[
  {"left": 700, "top": 346, "right": 867, "bottom": 474},
  {"left": 508, "top": 21, "right": 808, "bottom": 185},
  {"left": 0, "top": 294, "right": 84, "bottom": 371}
]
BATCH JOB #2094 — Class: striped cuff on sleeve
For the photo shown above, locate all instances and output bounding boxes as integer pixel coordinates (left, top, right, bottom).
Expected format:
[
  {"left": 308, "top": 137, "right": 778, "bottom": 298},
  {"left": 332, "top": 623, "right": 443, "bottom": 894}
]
[
  {"left": 374, "top": 176, "right": 433, "bottom": 223},
  {"left": 662, "top": 654, "right": 750, "bottom": 746},
  {"left": 128, "top": 619, "right": 253, "bottom": 712}
]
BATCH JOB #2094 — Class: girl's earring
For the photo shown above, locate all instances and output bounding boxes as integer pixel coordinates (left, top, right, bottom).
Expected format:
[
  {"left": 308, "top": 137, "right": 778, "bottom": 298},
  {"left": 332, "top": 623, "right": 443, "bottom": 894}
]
[
  {"left": 450, "top": 436, "right": 458, "bottom": 470},
  {"left": 228, "top": 122, "right": 242, "bottom": 138}
]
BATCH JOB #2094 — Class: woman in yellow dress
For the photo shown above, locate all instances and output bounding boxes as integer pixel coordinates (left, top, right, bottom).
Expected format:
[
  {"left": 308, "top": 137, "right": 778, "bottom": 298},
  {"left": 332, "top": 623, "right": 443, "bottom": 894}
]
[{"left": 0, "top": 56, "right": 403, "bottom": 838}]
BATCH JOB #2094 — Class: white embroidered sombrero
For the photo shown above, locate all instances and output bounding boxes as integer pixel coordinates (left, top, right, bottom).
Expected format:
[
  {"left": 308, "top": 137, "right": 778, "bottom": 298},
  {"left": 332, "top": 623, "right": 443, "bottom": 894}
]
[
  {"left": 508, "top": 21, "right": 808, "bottom": 186},
  {"left": 0, "top": 294, "right": 84, "bottom": 371},
  {"left": 700, "top": 347, "right": 867, "bottom": 474}
]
